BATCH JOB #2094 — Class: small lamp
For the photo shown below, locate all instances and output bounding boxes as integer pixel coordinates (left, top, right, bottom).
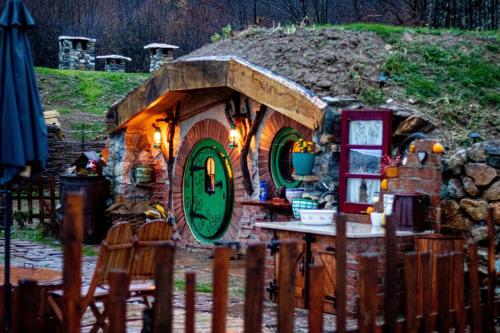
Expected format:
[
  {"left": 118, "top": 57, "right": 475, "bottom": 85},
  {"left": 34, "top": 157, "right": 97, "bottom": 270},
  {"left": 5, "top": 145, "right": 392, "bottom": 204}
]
[
  {"left": 229, "top": 123, "right": 239, "bottom": 148},
  {"left": 469, "top": 132, "right": 481, "bottom": 144},
  {"left": 153, "top": 125, "right": 162, "bottom": 148}
]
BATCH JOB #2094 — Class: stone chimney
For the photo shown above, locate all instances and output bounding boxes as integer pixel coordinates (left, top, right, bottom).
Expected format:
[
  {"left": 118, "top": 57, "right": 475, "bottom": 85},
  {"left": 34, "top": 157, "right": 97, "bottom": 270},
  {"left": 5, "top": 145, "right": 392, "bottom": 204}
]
[
  {"left": 58, "top": 36, "right": 96, "bottom": 70},
  {"left": 144, "top": 43, "right": 179, "bottom": 72},
  {"left": 96, "top": 55, "right": 132, "bottom": 73}
]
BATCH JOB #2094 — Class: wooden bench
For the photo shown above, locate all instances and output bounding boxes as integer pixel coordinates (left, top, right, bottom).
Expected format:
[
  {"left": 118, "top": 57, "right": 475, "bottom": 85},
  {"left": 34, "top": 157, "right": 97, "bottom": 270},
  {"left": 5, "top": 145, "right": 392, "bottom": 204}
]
[{"left": 47, "top": 220, "right": 174, "bottom": 332}]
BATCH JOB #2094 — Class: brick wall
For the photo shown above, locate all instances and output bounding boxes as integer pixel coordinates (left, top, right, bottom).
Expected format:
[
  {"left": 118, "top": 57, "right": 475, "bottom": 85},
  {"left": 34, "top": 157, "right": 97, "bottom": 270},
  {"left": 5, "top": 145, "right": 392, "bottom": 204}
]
[{"left": 378, "top": 139, "right": 443, "bottom": 229}]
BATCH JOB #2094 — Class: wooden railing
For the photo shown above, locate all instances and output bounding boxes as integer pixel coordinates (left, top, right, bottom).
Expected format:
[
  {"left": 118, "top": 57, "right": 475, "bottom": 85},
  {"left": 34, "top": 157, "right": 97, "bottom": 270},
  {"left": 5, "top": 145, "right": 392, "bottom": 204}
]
[
  {"left": 10, "top": 175, "right": 58, "bottom": 230},
  {"left": 14, "top": 195, "right": 500, "bottom": 333}
]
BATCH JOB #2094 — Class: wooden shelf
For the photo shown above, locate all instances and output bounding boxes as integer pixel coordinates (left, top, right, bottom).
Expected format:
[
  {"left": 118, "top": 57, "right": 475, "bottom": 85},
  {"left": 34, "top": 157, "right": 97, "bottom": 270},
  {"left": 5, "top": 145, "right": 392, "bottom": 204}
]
[
  {"left": 293, "top": 174, "right": 319, "bottom": 182},
  {"left": 240, "top": 198, "right": 292, "bottom": 210}
]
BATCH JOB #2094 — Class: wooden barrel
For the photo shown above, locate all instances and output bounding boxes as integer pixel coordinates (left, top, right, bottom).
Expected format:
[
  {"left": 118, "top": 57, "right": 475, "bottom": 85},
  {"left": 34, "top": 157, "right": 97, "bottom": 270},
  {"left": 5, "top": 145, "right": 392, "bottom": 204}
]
[
  {"left": 60, "top": 175, "right": 109, "bottom": 244},
  {"left": 415, "top": 234, "right": 464, "bottom": 315}
]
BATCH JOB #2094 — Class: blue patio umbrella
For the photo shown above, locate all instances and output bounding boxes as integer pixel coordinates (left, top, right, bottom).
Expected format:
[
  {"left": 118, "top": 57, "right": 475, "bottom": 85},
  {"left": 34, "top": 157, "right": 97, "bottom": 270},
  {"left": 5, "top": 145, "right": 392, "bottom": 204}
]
[{"left": 0, "top": 0, "right": 47, "bottom": 331}]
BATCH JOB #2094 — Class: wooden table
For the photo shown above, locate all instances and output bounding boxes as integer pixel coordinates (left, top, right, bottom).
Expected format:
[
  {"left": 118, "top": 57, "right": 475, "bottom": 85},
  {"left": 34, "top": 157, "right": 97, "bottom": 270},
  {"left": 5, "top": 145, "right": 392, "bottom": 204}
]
[
  {"left": 240, "top": 199, "right": 293, "bottom": 221},
  {"left": 0, "top": 266, "right": 62, "bottom": 332},
  {"left": 256, "top": 221, "right": 430, "bottom": 316}
]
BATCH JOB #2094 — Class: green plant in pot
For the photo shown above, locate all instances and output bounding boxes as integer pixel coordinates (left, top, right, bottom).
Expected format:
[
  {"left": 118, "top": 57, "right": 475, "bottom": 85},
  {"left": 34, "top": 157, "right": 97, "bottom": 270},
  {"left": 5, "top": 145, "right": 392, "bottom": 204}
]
[{"left": 292, "top": 139, "right": 316, "bottom": 176}]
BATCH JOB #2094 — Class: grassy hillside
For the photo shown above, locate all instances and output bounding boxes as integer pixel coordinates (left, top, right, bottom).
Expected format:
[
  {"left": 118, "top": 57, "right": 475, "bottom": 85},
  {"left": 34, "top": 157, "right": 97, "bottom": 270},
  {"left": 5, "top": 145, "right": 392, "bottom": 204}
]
[
  {"left": 36, "top": 67, "right": 149, "bottom": 140},
  {"left": 194, "top": 23, "right": 499, "bottom": 149},
  {"left": 337, "top": 24, "right": 499, "bottom": 147},
  {"left": 36, "top": 24, "right": 499, "bottom": 147}
]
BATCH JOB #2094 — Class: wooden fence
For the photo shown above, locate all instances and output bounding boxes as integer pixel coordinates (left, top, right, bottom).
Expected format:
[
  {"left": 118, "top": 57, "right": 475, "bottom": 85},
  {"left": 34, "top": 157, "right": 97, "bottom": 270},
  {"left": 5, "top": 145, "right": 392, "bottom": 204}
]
[
  {"left": 10, "top": 175, "right": 59, "bottom": 229},
  {"left": 13, "top": 195, "right": 500, "bottom": 333}
]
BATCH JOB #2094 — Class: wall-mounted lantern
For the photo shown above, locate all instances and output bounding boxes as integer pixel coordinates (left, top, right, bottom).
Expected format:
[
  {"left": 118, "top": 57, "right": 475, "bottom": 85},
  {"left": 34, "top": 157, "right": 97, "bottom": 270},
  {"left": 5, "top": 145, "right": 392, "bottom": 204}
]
[
  {"left": 153, "top": 125, "right": 162, "bottom": 148},
  {"left": 229, "top": 123, "right": 239, "bottom": 149}
]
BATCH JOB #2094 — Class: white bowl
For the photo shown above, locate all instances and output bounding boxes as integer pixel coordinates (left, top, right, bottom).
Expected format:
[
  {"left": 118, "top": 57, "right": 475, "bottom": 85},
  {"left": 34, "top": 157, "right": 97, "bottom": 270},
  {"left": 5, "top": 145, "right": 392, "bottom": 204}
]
[
  {"left": 299, "top": 209, "right": 336, "bottom": 225},
  {"left": 285, "top": 188, "right": 304, "bottom": 202},
  {"left": 370, "top": 212, "right": 384, "bottom": 227}
]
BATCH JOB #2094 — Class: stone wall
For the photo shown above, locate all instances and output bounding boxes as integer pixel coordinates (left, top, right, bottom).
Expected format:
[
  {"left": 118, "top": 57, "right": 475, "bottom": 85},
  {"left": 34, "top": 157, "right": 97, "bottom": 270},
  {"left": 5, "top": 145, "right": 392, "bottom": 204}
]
[
  {"left": 105, "top": 62, "right": 126, "bottom": 73},
  {"left": 46, "top": 125, "right": 106, "bottom": 178},
  {"left": 442, "top": 140, "right": 500, "bottom": 229},
  {"left": 59, "top": 38, "right": 96, "bottom": 71},
  {"left": 149, "top": 49, "right": 174, "bottom": 72}
]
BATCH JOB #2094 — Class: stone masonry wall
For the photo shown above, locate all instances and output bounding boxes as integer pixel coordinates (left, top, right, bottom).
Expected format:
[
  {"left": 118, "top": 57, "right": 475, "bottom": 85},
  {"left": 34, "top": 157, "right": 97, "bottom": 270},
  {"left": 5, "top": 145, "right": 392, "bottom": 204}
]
[
  {"left": 59, "top": 39, "right": 96, "bottom": 71},
  {"left": 441, "top": 140, "right": 500, "bottom": 229},
  {"left": 149, "top": 49, "right": 174, "bottom": 72},
  {"left": 105, "top": 62, "right": 126, "bottom": 73}
]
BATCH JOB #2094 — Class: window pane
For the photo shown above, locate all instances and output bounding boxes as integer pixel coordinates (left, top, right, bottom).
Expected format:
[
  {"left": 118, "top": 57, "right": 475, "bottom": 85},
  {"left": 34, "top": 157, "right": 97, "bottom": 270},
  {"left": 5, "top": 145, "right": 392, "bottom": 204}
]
[
  {"left": 349, "top": 120, "right": 383, "bottom": 145},
  {"left": 346, "top": 178, "right": 380, "bottom": 204},
  {"left": 349, "top": 149, "right": 382, "bottom": 174}
]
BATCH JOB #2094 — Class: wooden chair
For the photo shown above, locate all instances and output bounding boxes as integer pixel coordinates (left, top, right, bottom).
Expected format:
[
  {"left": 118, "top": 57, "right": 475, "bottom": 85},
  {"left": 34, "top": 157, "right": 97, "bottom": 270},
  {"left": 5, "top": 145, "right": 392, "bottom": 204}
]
[
  {"left": 128, "top": 220, "right": 175, "bottom": 307},
  {"left": 48, "top": 220, "right": 174, "bottom": 332},
  {"left": 48, "top": 222, "right": 134, "bottom": 332}
]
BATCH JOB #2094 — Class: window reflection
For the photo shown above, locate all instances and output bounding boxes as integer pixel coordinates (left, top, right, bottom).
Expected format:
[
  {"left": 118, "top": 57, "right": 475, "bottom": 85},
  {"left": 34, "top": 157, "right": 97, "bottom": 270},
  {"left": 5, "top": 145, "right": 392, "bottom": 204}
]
[{"left": 205, "top": 157, "right": 216, "bottom": 194}]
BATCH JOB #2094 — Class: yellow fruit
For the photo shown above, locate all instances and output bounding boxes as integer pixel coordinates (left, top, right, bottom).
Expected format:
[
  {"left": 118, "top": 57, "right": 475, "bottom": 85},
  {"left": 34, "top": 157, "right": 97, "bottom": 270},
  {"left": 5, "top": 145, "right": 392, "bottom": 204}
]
[
  {"left": 432, "top": 143, "right": 445, "bottom": 154},
  {"left": 366, "top": 207, "right": 375, "bottom": 214},
  {"left": 380, "top": 179, "right": 388, "bottom": 190},
  {"left": 409, "top": 143, "right": 416, "bottom": 153}
]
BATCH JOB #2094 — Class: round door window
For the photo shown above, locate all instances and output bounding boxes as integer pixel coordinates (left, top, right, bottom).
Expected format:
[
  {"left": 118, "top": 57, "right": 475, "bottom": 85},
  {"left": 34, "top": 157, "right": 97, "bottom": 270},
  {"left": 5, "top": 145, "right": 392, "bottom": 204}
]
[
  {"left": 183, "top": 139, "right": 234, "bottom": 243},
  {"left": 270, "top": 127, "right": 302, "bottom": 189}
]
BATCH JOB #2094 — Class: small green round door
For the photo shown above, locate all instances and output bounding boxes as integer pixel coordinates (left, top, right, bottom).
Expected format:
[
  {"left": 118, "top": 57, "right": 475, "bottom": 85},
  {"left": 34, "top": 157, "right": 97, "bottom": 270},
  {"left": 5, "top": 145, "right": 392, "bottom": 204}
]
[{"left": 183, "top": 139, "right": 234, "bottom": 243}]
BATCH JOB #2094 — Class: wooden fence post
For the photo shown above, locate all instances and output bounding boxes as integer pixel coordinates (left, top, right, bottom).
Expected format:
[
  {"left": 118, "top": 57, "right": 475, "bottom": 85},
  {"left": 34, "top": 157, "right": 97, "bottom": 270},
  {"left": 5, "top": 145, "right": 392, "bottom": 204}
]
[
  {"left": 185, "top": 272, "right": 196, "bottom": 333},
  {"left": 308, "top": 265, "right": 325, "bottom": 333},
  {"left": 153, "top": 243, "right": 175, "bottom": 333},
  {"left": 37, "top": 175, "right": 45, "bottom": 225},
  {"left": 335, "top": 213, "right": 347, "bottom": 333},
  {"left": 359, "top": 254, "right": 378, "bottom": 333},
  {"left": 243, "top": 243, "right": 266, "bottom": 333},
  {"left": 467, "top": 243, "right": 482, "bottom": 333},
  {"left": 452, "top": 252, "right": 466, "bottom": 333},
  {"left": 27, "top": 182, "right": 33, "bottom": 224},
  {"left": 50, "top": 176, "right": 57, "bottom": 226},
  {"left": 211, "top": 246, "right": 230, "bottom": 333},
  {"left": 107, "top": 270, "right": 128, "bottom": 333},
  {"left": 486, "top": 207, "right": 496, "bottom": 333},
  {"left": 383, "top": 215, "right": 397, "bottom": 333},
  {"left": 14, "top": 279, "right": 39, "bottom": 332},
  {"left": 437, "top": 254, "right": 451, "bottom": 333},
  {"left": 404, "top": 252, "right": 417, "bottom": 333},
  {"left": 62, "top": 192, "right": 83, "bottom": 333},
  {"left": 277, "top": 240, "right": 298, "bottom": 333},
  {"left": 419, "top": 252, "right": 432, "bottom": 333}
]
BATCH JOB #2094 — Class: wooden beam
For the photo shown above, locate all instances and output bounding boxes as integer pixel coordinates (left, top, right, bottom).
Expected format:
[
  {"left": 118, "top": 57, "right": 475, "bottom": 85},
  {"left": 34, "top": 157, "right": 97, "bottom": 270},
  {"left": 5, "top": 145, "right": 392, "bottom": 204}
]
[
  {"left": 167, "top": 59, "right": 228, "bottom": 91},
  {"left": 227, "top": 58, "right": 324, "bottom": 129},
  {"left": 107, "top": 57, "right": 326, "bottom": 133}
]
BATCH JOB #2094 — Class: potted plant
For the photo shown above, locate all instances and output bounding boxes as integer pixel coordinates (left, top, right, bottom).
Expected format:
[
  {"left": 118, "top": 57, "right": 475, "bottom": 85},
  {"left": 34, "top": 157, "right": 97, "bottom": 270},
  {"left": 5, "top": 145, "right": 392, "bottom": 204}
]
[
  {"left": 292, "top": 139, "right": 316, "bottom": 176},
  {"left": 380, "top": 154, "right": 401, "bottom": 178}
]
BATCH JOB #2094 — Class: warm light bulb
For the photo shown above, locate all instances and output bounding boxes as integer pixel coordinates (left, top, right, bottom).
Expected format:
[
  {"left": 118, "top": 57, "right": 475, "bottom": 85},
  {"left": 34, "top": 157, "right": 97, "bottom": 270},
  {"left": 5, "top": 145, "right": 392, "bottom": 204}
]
[
  {"left": 229, "top": 124, "right": 238, "bottom": 148},
  {"left": 153, "top": 127, "right": 162, "bottom": 148}
]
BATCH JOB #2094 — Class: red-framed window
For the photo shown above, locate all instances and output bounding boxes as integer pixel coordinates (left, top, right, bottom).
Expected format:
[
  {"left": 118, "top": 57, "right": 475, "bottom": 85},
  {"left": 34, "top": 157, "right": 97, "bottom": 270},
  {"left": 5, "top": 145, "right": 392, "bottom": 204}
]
[{"left": 338, "top": 109, "right": 392, "bottom": 214}]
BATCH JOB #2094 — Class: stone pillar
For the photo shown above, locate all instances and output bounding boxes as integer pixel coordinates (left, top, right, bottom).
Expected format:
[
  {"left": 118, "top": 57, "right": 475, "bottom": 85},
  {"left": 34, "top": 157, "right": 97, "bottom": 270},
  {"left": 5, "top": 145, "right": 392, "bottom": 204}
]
[
  {"left": 97, "top": 55, "right": 131, "bottom": 73},
  {"left": 144, "top": 44, "right": 179, "bottom": 72},
  {"left": 58, "top": 36, "right": 96, "bottom": 71}
]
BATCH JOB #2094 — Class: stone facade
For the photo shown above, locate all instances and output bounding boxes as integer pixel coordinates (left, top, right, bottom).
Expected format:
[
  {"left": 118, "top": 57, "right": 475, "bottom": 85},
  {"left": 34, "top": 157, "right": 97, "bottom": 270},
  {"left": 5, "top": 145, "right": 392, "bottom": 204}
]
[
  {"left": 441, "top": 140, "right": 500, "bottom": 228},
  {"left": 144, "top": 43, "right": 178, "bottom": 72},
  {"left": 97, "top": 55, "right": 131, "bottom": 73},
  {"left": 58, "top": 36, "right": 96, "bottom": 70}
]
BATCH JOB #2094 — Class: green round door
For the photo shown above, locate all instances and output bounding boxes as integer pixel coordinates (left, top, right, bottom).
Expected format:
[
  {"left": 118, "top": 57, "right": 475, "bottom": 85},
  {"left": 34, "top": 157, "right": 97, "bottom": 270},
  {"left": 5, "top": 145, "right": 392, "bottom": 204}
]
[{"left": 183, "top": 139, "right": 234, "bottom": 243}]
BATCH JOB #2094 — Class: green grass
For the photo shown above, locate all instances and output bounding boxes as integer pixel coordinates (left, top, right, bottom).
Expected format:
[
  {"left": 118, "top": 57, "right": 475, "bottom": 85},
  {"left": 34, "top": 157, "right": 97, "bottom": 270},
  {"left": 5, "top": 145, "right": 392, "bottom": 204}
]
[
  {"left": 36, "top": 67, "right": 149, "bottom": 138},
  {"left": 174, "top": 280, "right": 213, "bottom": 293}
]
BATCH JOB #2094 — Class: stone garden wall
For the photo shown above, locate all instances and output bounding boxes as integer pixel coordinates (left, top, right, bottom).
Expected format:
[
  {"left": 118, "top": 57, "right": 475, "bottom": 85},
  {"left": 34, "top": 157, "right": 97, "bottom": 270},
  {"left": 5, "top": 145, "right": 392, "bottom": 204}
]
[
  {"left": 442, "top": 140, "right": 500, "bottom": 229},
  {"left": 149, "top": 49, "right": 174, "bottom": 72}
]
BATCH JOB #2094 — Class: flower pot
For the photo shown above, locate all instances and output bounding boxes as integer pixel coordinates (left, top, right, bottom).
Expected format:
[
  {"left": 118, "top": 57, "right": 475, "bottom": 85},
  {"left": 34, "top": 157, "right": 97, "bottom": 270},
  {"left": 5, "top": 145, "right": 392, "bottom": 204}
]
[
  {"left": 292, "top": 152, "right": 316, "bottom": 176},
  {"left": 385, "top": 167, "right": 399, "bottom": 178}
]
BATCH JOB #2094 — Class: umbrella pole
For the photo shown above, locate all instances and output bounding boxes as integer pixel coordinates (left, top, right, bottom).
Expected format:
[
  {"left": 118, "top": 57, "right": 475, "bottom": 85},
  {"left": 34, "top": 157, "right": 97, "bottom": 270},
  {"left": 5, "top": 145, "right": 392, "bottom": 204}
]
[{"left": 2, "top": 184, "right": 12, "bottom": 333}]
